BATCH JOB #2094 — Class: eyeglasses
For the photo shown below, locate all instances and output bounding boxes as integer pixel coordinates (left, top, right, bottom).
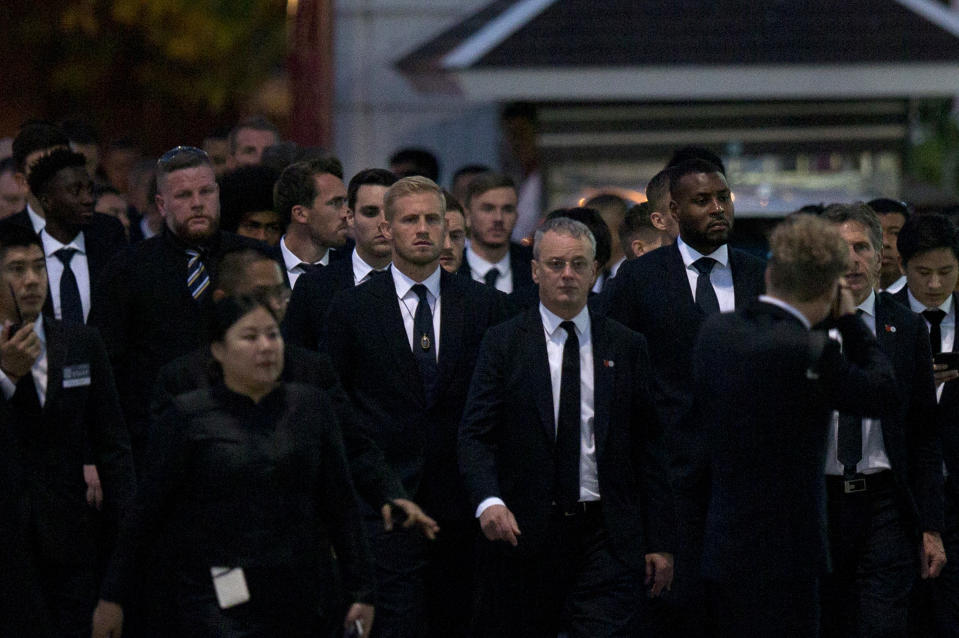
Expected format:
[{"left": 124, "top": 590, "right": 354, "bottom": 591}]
[
  {"left": 156, "top": 146, "right": 210, "bottom": 170},
  {"left": 541, "top": 258, "right": 592, "bottom": 274}
]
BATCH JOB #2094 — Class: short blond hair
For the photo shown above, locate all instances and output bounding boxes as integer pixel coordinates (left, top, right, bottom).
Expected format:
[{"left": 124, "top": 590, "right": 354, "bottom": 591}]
[
  {"left": 383, "top": 176, "right": 445, "bottom": 221},
  {"left": 768, "top": 214, "right": 849, "bottom": 302}
]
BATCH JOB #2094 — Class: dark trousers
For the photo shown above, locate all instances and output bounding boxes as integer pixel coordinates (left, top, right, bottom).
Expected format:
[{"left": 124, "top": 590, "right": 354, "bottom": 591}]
[
  {"left": 822, "top": 484, "right": 916, "bottom": 638},
  {"left": 364, "top": 513, "right": 474, "bottom": 638},
  {"left": 707, "top": 574, "right": 820, "bottom": 638},
  {"left": 929, "top": 482, "right": 959, "bottom": 637},
  {"left": 35, "top": 562, "right": 98, "bottom": 638},
  {"left": 469, "top": 505, "right": 646, "bottom": 638}
]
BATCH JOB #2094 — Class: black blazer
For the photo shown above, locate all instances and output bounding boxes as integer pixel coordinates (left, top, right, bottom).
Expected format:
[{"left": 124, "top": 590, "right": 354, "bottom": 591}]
[
  {"left": 285, "top": 256, "right": 355, "bottom": 351},
  {"left": 457, "top": 242, "right": 534, "bottom": 291},
  {"left": 0, "top": 210, "right": 127, "bottom": 321},
  {"left": 681, "top": 302, "right": 898, "bottom": 584},
  {"left": 872, "top": 291, "right": 944, "bottom": 533},
  {"left": 90, "top": 228, "right": 260, "bottom": 453},
  {"left": 458, "top": 307, "right": 674, "bottom": 569},
  {"left": 326, "top": 267, "right": 511, "bottom": 522},
  {"left": 602, "top": 242, "right": 766, "bottom": 432},
  {"left": 151, "top": 342, "right": 406, "bottom": 509},
  {"left": 2, "top": 317, "right": 136, "bottom": 567}
]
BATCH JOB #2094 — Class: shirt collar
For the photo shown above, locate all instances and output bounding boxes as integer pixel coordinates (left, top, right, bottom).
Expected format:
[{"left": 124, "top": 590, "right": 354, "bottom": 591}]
[
  {"left": 677, "top": 237, "right": 729, "bottom": 269},
  {"left": 906, "top": 288, "right": 955, "bottom": 317},
  {"left": 280, "top": 235, "right": 329, "bottom": 272},
  {"left": 391, "top": 263, "right": 442, "bottom": 301},
  {"left": 33, "top": 315, "right": 46, "bottom": 345},
  {"left": 26, "top": 203, "right": 45, "bottom": 233},
  {"left": 758, "top": 295, "right": 811, "bottom": 330},
  {"left": 857, "top": 289, "right": 877, "bottom": 318},
  {"left": 352, "top": 249, "right": 388, "bottom": 283},
  {"left": 466, "top": 244, "right": 512, "bottom": 277},
  {"left": 539, "top": 302, "right": 591, "bottom": 339},
  {"left": 40, "top": 228, "right": 86, "bottom": 257},
  {"left": 609, "top": 255, "right": 626, "bottom": 278}
]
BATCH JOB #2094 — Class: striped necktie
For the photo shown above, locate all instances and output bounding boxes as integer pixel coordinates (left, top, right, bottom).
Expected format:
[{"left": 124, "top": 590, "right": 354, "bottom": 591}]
[{"left": 186, "top": 249, "right": 210, "bottom": 301}]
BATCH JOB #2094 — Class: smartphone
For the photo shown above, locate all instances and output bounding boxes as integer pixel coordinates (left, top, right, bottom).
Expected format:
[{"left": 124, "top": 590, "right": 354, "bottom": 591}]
[
  {"left": 934, "top": 352, "right": 959, "bottom": 371},
  {"left": 7, "top": 283, "right": 22, "bottom": 335}
]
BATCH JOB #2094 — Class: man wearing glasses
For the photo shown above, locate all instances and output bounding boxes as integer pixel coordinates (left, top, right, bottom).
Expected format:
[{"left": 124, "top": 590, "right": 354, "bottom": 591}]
[{"left": 90, "top": 146, "right": 261, "bottom": 466}]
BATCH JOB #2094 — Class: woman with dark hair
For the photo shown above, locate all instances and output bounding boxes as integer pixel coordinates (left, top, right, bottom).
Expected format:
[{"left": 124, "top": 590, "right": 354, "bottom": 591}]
[{"left": 92, "top": 295, "right": 375, "bottom": 637}]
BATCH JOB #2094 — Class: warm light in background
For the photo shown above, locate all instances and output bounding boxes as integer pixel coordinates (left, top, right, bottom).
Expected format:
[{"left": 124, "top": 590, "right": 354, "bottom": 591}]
[{"left": 287, "top": 0, "right": 299, "bottom": 18}]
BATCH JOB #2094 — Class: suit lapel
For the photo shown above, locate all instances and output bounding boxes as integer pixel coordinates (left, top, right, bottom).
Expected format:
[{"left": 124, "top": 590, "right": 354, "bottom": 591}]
[
  {"left": 730, "top": 249, "right": 757, "bottom": 307},
  {"left": 371, "top": 272, "right": 425, "bottom": 406},
  {"left": 523, "top": 309, "right": 557, "bottom": 444},
  {"left": 42, "top": 318, "right": 65, "bottom": 414},
  {"left": 590, "top": 312, "right": 611, "bottom": 457},
  {"left": 665, "top": 244, "right": 704, "bottom": 323},
  {"left": 436, "top": 271, "right": 464, "bottom": 398},
  {"left": 874, "top": 295, "right": 897, "bottom": 358}
]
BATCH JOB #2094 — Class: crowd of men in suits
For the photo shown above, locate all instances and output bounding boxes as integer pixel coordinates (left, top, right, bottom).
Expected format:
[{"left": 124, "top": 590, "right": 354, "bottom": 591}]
[{"left": 1, "top": 117, "right": 958, "bottom": 638}]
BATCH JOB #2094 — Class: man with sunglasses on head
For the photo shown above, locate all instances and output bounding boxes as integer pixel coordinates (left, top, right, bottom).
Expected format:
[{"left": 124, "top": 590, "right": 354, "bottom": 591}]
[{"left": 90, "top": 146, "right": 263, "bottom": 466}]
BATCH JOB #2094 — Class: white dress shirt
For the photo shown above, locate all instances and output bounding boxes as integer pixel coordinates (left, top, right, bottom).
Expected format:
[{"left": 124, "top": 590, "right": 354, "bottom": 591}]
[
  {"left": 676, "top": 238, "right": 735, "bottom": 312},
  {"left": 825, "top": 290, "right": 892, "bottom": 475},
  {"left": 351, "top": 250, "right": 389, "bottom": 286},
  {"left": 391, "top": 264, "right": 442, "bottom": 360},
  {"left": 466, "top": 245, "right": 513, "bottom": 294},
  {"left": 280, "top": 235, "right": 330, "bottom": 290},
  {"left": 41, "top": 230, "right": 91, "bottom": 322},
  {"left": 26, "top": 202, "right": 45, "bottom": 234},
  {"left": 0, "top": 315, "right": 48, "bottom": 407},
  {"left": 476, "top": 303, "right": 600, "bottom": 518}
]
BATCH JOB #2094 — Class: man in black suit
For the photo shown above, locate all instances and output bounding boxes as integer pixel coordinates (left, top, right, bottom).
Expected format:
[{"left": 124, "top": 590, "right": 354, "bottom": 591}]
[
  {"left": 603, "top": 158, "right": 765, "bottom": 633},
  {"left": 24, "top": 149, "right": 125, "bottom": 324},
  {"left": 5, "top": 122, "right": 70, "bottom": 232},
  {"left": 459, "top": 217, "right": 674, "bottom": 637},
  {"left": 0, "top": 224, "right": 135, "bottom": 637},
  {"left": 90, "top": 145, "right": 259, "bottom": 465},
  {"left": 273, "top": 156, "right": 351, "bottom": 289},
  {"left": 457, "top": 172, "right": 534, "bottom": 293},
  {"left": 327, "top": 176, "right": 511, "bottom": 638},
  {"left": 285, "top": 168, "right": 396, "bottom": 351},
  {"left": 820, "top": 203, "right": 945, "bottom": 638},
  {"left": 679, "top": 214, "right": 898, "bottom": 637},
  {"left": 892, "top": 213, "right": 959, "bottom": 636}
]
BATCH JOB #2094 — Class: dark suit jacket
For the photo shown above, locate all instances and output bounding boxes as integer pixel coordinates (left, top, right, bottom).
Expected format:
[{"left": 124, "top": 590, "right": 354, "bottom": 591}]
[
  {"left": 457, "top": 242, "right": 534, "bottom": 291},
  {"left": 151, "top": 342, "right": 406, "bottom": 509},
  {"left": 270, "top": 238, "right": 353, "bottom": 289},
  {"left": 874, "top": 291, "right": 945, "bottom": 533},
  {"left": 326, "top": 267, "right": 511, "bottom": 522},
  {"left": 2, "top": 317, "right": 136, "bottom": 567},
  {"left": 681, "top": 302, "right": 898, "bottom": 584},
  {"left": 90, "top": 228, "right": 260, "bottom": 453},
  {"left": 603, "top": 242, "right": 766, "bottom": 433},
  {"left": 285, "top": 256, "right": 355, "bottom": 351},
  {"left": 0, "top": 210, "right": 127, "bottom": 320},
  {"left": 458, "top": 307, "right": 674, "bottom": 569}
]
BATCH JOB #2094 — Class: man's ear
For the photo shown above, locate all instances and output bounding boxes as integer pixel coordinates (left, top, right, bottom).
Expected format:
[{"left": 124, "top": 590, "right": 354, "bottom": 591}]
[
  {"left": 211, "top": 289, "right": 226, "bottom": 303},
  {"left": 531, "top": 259, "right": 540, "bottom": 285},
  {"left": 631, "top": 238, "right": 645, "bottom": 257},
  {"left": 379, "top": 220, "right": 393, "bottom": 241},
  {"left": 291, "top": 204, "right": 309, "bottom": 225}
]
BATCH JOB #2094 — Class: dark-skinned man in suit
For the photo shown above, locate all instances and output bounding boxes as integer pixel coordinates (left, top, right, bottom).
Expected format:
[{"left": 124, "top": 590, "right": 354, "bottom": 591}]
[
  {"left": 326, "top": 176, "right": 510, "bottom": 638},
  {"left": 603, "top": 157, "right": 765, "bottom": 635},
  {"left": 892, "top": 213, "right": 959, "bottom": 636},
  {"left": 459, "top": 216, "right": 674, "bottom": 637},
  {"left": 819, "top": 203, "right": 945, "bottom": 638}
]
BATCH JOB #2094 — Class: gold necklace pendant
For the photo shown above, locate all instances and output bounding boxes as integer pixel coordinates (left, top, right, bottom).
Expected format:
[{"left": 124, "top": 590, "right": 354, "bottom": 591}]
[{"left": 420, "top": 334, "right": 431, "bottom": 350}]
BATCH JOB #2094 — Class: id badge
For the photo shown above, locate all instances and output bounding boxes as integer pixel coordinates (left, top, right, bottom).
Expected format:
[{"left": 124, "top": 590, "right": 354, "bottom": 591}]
[{"left": 210, "top": 567, "right": 250, "bottom": 609}]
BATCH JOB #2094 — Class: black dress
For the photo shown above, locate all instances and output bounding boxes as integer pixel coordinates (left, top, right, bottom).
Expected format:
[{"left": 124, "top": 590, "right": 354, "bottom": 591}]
[{"left": 101, "top": 382, "right": 374, "bottom": 637}]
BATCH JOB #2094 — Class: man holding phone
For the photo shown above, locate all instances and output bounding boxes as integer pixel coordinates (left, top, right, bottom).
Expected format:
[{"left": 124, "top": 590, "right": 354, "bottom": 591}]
[{"left": 892, "top": 213, "right": 959, "bottom": 635}]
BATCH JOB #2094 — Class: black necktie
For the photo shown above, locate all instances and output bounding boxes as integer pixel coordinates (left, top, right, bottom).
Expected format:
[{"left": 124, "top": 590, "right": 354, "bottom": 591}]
[
  {"left": 368, "top": 268, "right": 388, "bottom": 279},
  {"left": 484, "top": 267, "right": 500, "bottom": 288},
  {"left": 297, "top": 262, "right": 323, "bottom": 275},
  {"left": 55, "top": 248, "right": 84, "bottom": 324},
  {"left": 411, "top": 284, "right": 438, "bottom": 404},
  {"left": 692, "top": 257, "right": 720, "bottom": 315},
  {"left": 838, "top": 309, "right": 864, "bottom": 478},
  {"left": 12, "top": 372, "right": 42, "bottom": 417},
  {"left": 556, "top": 321, "right": 581, "bottom": 509},
  {"left": 922, "top": 309, "right": 946, "bottom": 355}
]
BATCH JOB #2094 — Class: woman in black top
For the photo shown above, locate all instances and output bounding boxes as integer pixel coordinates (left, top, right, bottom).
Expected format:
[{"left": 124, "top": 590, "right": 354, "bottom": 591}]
[{"left": 92, "top": 295, "right": 375, "bottom": 637}]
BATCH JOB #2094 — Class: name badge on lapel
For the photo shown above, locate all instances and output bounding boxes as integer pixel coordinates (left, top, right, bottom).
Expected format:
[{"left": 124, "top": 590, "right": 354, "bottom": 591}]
[{"left": 62, "top": 363, "right": 91, "bottom": 388}]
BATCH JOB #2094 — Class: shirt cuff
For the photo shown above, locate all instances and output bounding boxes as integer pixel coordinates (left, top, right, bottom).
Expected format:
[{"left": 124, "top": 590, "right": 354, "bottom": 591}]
[
  {"left": 0, "top": 369, "right": 16, "bottom": 400},
  {"left": 476, "top": 497, "right": 506, "bottom": 519}
]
